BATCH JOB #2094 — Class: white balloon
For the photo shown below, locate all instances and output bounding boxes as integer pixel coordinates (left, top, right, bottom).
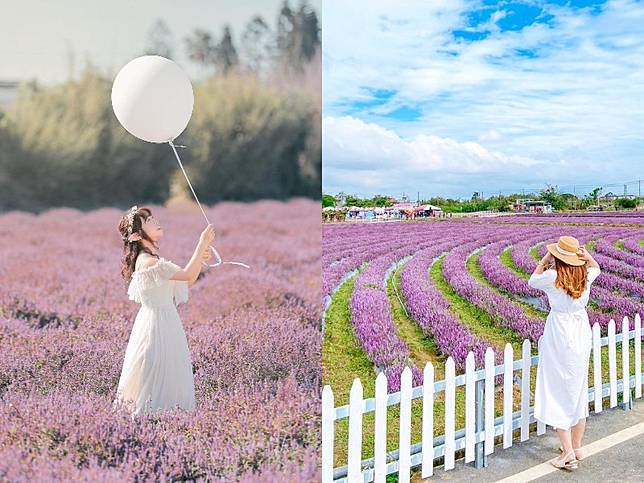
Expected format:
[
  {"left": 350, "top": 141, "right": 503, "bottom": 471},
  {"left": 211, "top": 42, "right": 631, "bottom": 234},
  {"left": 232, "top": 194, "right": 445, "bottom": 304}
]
[{"left": 111, "top": 55, "right": 194, "bottom": 143}]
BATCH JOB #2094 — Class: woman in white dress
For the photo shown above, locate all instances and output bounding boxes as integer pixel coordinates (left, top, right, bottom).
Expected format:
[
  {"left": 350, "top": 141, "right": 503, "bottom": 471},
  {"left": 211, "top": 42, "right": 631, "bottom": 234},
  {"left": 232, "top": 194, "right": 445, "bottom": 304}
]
[
  {"left": 528, "top": 235, "right": 601, "bottom": 470},
  {"left": 113, "top": 205, "right": 215, "bottom": 417}
]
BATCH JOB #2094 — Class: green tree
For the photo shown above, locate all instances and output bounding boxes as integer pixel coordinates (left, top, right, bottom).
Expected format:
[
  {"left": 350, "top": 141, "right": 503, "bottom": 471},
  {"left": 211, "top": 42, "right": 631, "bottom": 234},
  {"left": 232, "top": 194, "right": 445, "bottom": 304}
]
[
  {"left": 588, "top": 187, "right": 602, "bottom": 205},
  {"left": 145, "top": 19, "right": 174, "bottom": 58},
  {"left": 276, "top": 1, "right": 320, "bottom": 74},
  {"left": 214, "top": 25, "right": 239, "bottom": 74},
  {"left": 0, "top": 69, "right": 173, "bottom": 211},
  {"left": 615, "top": 197, "right": 637, "bottom": 209},
  {"left": 185, "top": 73, "right": 319, "bottom": 201},
  {"left": 322, "top": 194, "right": 335, "bottom": 207},
  {"left": 185, "top": 29, "right": 217, "bottom": 73},
  {"left": 371, "top": 195, "right": 392, "bottom": 207},
  {"left": 539, "top": 185, "right": 565, "bottom": 210},
  {"left": 344, "top": 195, "right": 362, "bottom": 206},
  {"left": 489, "top": 194, "right": 510, "bottom": 212},
  {"left": 241, "top": 15, "right": 272, "bottom": 74}
]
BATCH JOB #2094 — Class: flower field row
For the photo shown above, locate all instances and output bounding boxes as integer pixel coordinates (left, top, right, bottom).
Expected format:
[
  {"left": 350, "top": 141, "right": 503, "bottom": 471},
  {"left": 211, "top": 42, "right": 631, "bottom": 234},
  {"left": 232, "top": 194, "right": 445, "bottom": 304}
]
[
  {"left": 477, "top": 228, "right": 643, "bottom": 332},
  {"left": 323, "top": 216, "right": 644, "bottom": 392},
  {"left": 461, "top": 212, "right": 644, "bottom": 225},
  {"left": 349, "top": 230, "right": 459, "bottom": 391},
  {"left": 1, "top": 200, "right": 321, "bottom": 481},
  {"left": 400, "top": 244, "right": 502, "bottom": 373}
]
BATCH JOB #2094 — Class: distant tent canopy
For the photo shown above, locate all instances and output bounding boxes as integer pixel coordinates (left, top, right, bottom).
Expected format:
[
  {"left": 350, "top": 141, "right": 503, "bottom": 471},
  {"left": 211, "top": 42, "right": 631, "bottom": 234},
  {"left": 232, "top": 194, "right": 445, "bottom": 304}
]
[
  {"left": 392, "top": 202, "right": 415, "bottom": 211},
  {"left": 414, "top": 204, "right": 442, "bottom": 213},
  {"left": 325, "top": 201, "right": 448, "bottom": 223}
]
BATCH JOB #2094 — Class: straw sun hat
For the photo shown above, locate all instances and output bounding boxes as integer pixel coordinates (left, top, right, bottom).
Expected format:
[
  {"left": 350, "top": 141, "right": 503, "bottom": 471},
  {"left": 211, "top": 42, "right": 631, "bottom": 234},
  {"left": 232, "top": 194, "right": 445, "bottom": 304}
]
[{"left": 546, "top": 235, "right": 586, "bottom": 266}]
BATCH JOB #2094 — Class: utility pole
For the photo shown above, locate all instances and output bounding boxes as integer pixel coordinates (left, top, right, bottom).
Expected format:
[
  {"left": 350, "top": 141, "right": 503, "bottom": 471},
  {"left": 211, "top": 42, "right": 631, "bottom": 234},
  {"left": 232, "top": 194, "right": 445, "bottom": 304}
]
[{"left": 573, "top": 185, "right": 576, "bottom": 211}]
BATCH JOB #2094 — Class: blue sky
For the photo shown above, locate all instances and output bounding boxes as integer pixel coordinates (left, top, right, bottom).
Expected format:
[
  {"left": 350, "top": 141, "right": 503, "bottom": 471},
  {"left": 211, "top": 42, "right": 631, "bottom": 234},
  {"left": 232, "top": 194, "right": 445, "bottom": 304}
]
[
  {"left": 323, "top": 0, "right": 644, "bottom": 199},
  {"left": 1, "top": 0, "right": 321, "bottom": 84}
]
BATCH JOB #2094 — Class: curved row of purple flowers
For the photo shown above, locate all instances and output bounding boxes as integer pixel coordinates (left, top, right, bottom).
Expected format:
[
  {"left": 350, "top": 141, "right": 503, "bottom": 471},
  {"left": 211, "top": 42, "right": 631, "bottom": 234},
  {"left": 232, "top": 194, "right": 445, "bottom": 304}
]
[
  {"left": 323, "top": 220, "right": 643, "bottom": 393},
  {"left": 349, "top": 230, "right": 457, "bottom": 391},
  {"left": 478, "top": 228, "right": 643, "bottom": 334}
]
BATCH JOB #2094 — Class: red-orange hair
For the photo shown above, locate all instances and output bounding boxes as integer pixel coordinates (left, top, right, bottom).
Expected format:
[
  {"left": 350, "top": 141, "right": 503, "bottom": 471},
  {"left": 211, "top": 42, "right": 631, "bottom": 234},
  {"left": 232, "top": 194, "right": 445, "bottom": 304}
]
[{"left": 554, "top": 256, "right": 588, "bottom": 299}]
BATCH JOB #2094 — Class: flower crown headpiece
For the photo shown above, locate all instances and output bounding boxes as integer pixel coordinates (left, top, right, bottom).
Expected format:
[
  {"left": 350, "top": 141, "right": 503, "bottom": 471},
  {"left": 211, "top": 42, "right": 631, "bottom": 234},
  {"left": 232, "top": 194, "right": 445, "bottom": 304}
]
[{"left": 122, "top": 205, "right": 142, "bottom": 243}]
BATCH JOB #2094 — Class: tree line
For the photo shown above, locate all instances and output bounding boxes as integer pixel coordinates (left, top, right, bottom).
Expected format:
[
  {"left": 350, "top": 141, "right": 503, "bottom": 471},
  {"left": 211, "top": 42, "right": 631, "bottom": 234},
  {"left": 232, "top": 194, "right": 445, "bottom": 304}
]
[
  {"left": 323, "top": 186, "right": 639, "bottom": 213},
  {"left": 0, "top": 1, "right": 320, "bottom": 212}
]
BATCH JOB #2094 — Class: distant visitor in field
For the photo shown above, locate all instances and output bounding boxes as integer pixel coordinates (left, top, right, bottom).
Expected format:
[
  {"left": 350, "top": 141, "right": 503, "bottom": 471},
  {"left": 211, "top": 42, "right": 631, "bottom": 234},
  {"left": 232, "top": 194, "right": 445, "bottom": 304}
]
[
  {"left": 112, "top": 205, "right": 215, "bottom": 417},
  {"left": 528, "top": 235, "right": 601, "bottom": 470}
]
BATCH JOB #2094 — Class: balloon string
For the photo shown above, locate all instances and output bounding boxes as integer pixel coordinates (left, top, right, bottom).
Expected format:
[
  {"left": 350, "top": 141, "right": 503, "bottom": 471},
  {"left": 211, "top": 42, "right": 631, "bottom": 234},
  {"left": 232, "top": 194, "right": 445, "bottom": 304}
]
[
  {"left": 169, "top": 140, "right": 211, "bottom": 226},
  {"left": 168, "top": 140, "right": 250, "bottom": 269}
]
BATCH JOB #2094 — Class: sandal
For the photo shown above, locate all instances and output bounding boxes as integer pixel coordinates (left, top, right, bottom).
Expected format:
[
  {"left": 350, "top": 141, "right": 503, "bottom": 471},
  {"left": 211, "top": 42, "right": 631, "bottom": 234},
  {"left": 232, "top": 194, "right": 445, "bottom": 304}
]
[
  {"left": 559, "top": 445, "right": 585, "bottom": 461},
  {"left": 550, "top": 450, "right": 578, "bottom": 470}
]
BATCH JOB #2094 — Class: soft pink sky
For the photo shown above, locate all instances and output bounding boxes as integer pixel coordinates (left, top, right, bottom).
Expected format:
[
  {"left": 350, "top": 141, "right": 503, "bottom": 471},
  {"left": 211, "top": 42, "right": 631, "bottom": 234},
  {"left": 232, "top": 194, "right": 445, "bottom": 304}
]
[{"left": 0, "top": 0, "right": 320, "bottom": 84}]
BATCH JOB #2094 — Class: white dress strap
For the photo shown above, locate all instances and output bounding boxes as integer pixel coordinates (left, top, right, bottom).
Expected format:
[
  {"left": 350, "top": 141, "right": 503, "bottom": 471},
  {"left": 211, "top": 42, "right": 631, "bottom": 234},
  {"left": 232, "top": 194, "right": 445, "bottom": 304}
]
[{"left": 127, "top": 257, "right": 181, "bottom": 303}]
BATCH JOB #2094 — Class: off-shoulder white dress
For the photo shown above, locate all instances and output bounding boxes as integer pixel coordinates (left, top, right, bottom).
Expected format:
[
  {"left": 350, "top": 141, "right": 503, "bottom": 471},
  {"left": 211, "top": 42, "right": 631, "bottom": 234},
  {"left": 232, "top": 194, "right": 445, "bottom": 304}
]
[
  {"left": 113, "top": 257, "right": 195, "bottom": 416},
  {"left": 528, "top": 266, "right": 601, "bottom": 430}
]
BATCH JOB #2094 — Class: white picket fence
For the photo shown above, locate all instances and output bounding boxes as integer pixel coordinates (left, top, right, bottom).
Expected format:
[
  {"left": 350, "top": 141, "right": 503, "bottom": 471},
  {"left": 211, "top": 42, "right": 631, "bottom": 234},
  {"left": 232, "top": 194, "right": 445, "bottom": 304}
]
[{"left": 321, "top": 315, "right": 643, "bottom": 482}]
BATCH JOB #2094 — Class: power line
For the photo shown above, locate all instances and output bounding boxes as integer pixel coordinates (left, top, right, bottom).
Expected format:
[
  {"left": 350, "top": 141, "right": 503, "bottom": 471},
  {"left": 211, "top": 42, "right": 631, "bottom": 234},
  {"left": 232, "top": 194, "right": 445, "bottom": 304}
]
[
  {"left": 485, "top": 178, "right": 643, "bottom": 198},
  {"left": 328, "top": 178, "right": 644, "bottom": 200}
]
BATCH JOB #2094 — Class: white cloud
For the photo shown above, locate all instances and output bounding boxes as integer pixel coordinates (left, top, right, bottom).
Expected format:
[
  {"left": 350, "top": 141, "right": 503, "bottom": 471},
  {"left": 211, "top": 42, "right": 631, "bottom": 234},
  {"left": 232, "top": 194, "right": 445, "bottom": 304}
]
[
  {"left": 323, "top": 0, "right": 644, "bottom": 196},
  {"left": 322, "top": 115, "right": 606, "bottom": 197},
  {"left": 478, "top": 129, "right": 504, "bottom": 143}
]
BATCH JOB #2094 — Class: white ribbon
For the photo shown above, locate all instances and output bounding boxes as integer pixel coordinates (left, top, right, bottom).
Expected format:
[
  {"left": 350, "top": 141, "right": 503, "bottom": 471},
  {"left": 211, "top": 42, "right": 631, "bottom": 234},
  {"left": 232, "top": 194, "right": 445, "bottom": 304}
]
[
  {"left": 556, "top": 245, "right": 578, "bottom": 257},
  {"left": 168, "top": 140, "right": 250, "bottom": 270}
]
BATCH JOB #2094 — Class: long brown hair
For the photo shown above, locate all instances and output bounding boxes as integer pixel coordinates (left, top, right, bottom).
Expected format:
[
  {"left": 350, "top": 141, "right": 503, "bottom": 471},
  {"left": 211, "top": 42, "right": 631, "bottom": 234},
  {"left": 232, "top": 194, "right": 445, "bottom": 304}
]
[
  {"left": 553, "top": 256, "right": 588, "bottom": 299},
  {"left": 118, "top": 206, "right": 159, "bottom": 281}
]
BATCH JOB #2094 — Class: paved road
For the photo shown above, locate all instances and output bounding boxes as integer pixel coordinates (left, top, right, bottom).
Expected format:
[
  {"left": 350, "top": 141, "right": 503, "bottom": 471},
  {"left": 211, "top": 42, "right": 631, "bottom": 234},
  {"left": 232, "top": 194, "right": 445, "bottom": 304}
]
[
  {"left": 533, "top": 432, "right": 644, "bottom": 482},
  {"left": 411, "top": 398, "right": 644, "bottom": 482}
]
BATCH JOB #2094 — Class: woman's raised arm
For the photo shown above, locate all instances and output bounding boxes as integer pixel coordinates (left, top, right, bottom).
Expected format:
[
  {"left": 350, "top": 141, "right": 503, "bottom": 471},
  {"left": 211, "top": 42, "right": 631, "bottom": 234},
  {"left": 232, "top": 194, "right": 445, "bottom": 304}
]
[
  {"left": 170, "top": 224, "right": 215, "bottom": 283},
  {"left": 577, "top": 246, "right": 599, "bottom": 269},
  {"left": 533, "top": 251, "right": 554, "bottom": 275}
]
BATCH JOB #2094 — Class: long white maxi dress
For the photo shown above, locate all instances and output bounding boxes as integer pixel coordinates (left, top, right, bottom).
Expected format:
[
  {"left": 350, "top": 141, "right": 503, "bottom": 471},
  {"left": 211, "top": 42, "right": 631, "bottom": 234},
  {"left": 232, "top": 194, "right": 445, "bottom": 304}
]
[
  {"left": 528, "top": 266, "right": 601, "bottom": 430},
  {"left": 113, "top": 257, "right": 196, "bottom": 416}
]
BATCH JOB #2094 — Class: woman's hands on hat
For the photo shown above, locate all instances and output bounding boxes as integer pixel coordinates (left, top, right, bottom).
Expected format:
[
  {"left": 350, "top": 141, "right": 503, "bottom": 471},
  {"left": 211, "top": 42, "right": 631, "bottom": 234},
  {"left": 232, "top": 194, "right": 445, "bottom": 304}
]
[
  {"left": 578, "top": 245, "right": 600, "bottom": 269},
  {"left": 576, "top": 245, "right": 591, "bottom": 262},
  {"left": 538, "top": 251, "right": 555, "bottom": 269}
]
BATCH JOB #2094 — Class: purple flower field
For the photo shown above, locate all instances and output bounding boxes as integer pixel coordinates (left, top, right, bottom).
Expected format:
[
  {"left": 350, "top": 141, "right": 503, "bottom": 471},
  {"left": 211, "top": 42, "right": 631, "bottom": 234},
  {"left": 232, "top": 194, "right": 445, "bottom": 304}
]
[
  {"left": 0, "top": 199, "right": 321, "bottom": 481},
  {"left": 460, "top": 213, "right": 644, "bottom": 225},
  {"left": 323, "top": 214, "right": 644, "bottom": 392}
]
